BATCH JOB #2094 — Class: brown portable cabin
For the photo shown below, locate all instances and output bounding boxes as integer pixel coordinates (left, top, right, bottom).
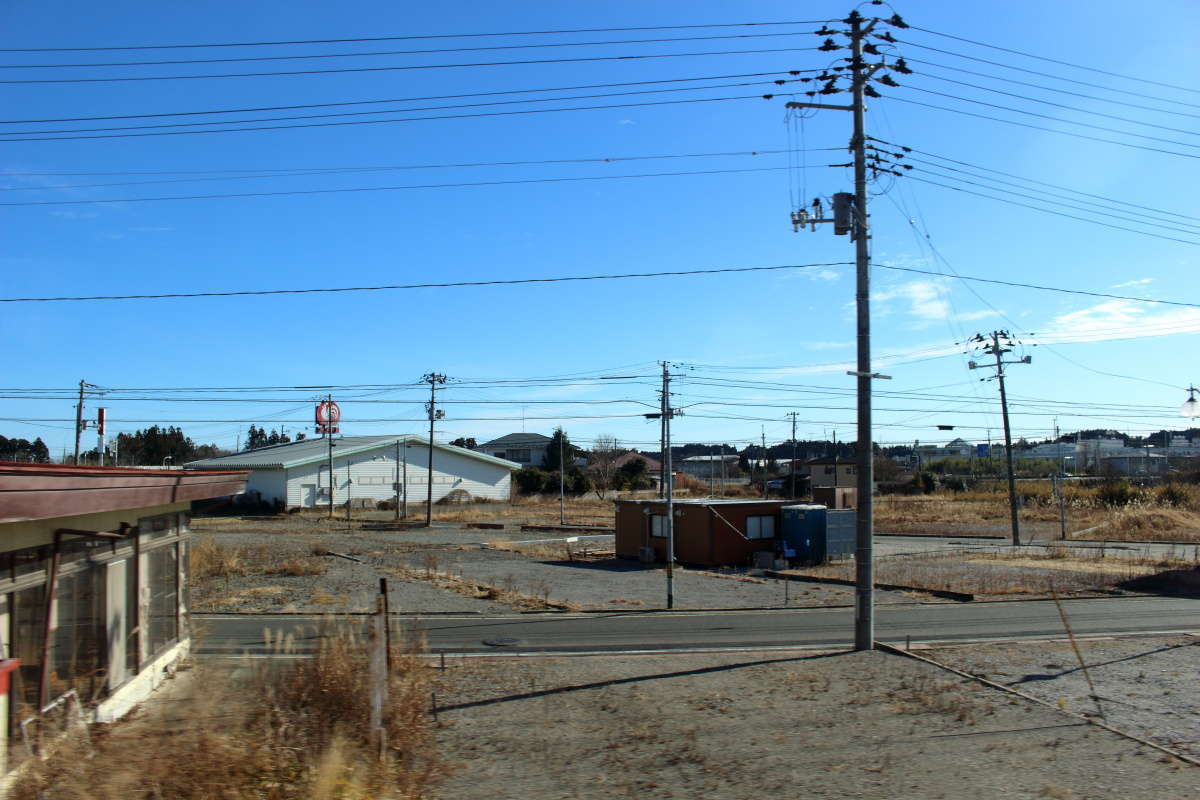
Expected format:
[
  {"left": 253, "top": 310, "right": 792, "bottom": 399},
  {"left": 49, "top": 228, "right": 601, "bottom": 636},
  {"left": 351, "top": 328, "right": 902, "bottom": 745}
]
[{"left": 614, "top": 499, "right": 790, "bottom": 567}]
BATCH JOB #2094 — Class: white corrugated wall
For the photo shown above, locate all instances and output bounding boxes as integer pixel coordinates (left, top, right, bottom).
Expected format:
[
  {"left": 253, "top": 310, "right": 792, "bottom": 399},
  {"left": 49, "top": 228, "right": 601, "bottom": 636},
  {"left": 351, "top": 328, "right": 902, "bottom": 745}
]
[{"left": 282, "top": 441, "right": 512, "bottom": 509}]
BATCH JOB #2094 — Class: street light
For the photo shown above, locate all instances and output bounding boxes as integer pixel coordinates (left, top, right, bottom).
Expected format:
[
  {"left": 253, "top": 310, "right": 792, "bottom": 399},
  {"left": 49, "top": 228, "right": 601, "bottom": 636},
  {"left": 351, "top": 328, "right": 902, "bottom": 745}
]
[{"left": 1181, "top": 386, "right": 1199, "bottom": 420}]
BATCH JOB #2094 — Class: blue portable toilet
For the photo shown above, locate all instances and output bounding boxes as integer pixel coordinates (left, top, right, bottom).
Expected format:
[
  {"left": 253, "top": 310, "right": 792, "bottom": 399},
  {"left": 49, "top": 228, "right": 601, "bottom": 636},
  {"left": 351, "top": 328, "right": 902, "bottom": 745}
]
[{"left": 781, "top": 504, "right": 828, "bottom": 564}]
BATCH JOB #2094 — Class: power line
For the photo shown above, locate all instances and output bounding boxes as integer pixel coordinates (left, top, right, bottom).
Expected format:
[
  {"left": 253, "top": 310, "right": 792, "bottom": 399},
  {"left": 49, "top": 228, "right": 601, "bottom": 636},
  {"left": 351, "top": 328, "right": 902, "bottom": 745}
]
[
  {"left": 873, "top": 263, "right": 1200, "bottom": 309},
  {"left": 0, "top": 20, "right": 830, "bottom": 53},
  {"left": 912, "top": 72, "right": 1200, "bottom": 138},
  {"left": 908, "top": 25, "right": 1200, "bottom": 97},
  {"left": 901, "top": 173, "right": 1200, "bottom": 247},
  {"left": 0, "top": 78, "right": 805, "bottom": 137},
  {"left": 0, "top": 70, "right": 808, "bottom": 125},
  {"left": 0, "top": 262, "right": 853, "bottom": 303},
  {"left": 0, "top": 46, "right": 821, "bottom": 85},
  {"left": 906, "top": 164, "right": 1200, "bottom": 239},
  {"left": 897, "top": 85, "right": 1200, "bottom": 151},
  {"left": 904, "top": 57, "right": 1200, "bottom": 120},
  {"left": 0, "top": 163, "right": 824, "bottom": 206},
  {"left": 0, "top": 93, "right": 775, "bottom": 142},
  {"left": 887, "top": 144, "right": 1200, "bottom": 224},
  {"left": 0, "top": 31, "right": 819, "bottom": 69},
  {"left": 1, "top": 146, "right": 844, "bottom": 179},
  {"left": 884, "top": 95, "right": 1200, "bottom": 160},
  {"left": 3, "top": 260, "right": 1196, "bottom": 307}
]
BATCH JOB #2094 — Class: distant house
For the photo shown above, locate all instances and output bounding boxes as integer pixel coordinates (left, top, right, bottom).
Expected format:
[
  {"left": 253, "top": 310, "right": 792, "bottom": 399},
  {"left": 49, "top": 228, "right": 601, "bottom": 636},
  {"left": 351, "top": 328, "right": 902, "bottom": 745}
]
[
  {"left": 613, "top": 451, "right": 662, "bottom": 474},
  {"left": 615, "top": 498, "right": 790, "bottom": 566},
  {"left": 186, "top": 435, "right": 518, "bottom": 509},
  {"left": 913, "top": 438, "right": 975, "bottom": 464},
  {"left": 476, "top": 433, "right": 553, "bottom": 468},
  {"left": 806, "top": 457, "right": 857, "bottom": 488},
  {"left": 678, "top": 454, "right": 740, "bottom": 479}
]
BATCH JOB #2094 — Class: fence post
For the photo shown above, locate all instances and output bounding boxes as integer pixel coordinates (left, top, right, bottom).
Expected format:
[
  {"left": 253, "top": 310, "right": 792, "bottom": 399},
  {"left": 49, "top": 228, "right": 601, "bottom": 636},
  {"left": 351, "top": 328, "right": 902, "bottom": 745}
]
[{"left": 369, "top": 592, "right": 388, "bottom": 758}]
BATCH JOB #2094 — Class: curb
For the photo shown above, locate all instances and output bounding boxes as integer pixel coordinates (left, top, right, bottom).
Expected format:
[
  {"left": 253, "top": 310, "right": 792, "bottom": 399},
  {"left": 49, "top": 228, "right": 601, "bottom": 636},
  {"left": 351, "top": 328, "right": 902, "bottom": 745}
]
[{"left": 764, "top": 570, "right": 976, "bottom": 602}]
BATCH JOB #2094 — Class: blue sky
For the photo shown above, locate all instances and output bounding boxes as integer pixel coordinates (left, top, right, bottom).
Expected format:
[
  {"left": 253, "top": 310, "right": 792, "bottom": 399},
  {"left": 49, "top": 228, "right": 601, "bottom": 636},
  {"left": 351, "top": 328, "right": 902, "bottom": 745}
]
[{"left": 2, "top": 0, "right": 1198, "bottom": 458}]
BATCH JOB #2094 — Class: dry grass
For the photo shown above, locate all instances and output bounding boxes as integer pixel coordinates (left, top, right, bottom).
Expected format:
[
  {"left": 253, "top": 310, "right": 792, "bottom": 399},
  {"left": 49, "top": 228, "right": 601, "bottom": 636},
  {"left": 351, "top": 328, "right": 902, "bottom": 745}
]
[
  {"left": 192, "top": 536, "right": 327, "bottom": 580},
  {"left": 875, "top": 488, "right": 1200, "bottom": 541},
  {"left": 428, "top": 496, "right": 615, "bottom": 527},
  {"left": 484, "top": 537, "right": 613, "bottom": 561},
  {"left": 789, "top": 546, "right": 1199, "bottom": 597},
  {"left": 14, "top": 625, "right": 446, "bottom": 800},
  {"left": 389, "top": 564, "right": 578, "bottom": 611}
]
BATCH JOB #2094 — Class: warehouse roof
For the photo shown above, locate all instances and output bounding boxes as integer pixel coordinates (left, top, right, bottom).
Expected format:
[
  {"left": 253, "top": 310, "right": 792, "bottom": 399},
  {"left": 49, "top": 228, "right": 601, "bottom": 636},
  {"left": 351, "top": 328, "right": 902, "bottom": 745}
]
[{"left": 185, "top": 435, "right": 520, "bottom": 471}]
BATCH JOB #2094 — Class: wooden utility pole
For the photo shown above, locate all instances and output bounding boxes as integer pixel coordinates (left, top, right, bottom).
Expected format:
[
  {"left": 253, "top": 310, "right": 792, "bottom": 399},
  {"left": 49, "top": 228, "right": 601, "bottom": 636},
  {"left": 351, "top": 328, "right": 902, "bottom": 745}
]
[
  {"left": 558, "top": 430, "right": 565, "bottom": 525},
  {"left": 423, "top": 373, "right": 447, "bottom": 527},
  {"left": 73, "top": 379, "right": 86, "bottom": 465},
  {"left": 969, "top": 331, "right": 1031, "bottom": 546},
  {"left": 645, "top": 362, "right": 682, "bottom": 609},
  {"left": 326, "top": 393, "right": 335, "bottom": 520}
]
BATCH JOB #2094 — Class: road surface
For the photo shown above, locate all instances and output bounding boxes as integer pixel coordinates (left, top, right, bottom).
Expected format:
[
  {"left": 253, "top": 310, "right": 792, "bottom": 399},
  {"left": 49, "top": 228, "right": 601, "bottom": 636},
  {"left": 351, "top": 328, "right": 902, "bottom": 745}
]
[{"left": 194, "top": 596, "right": 1200, "bottom": 656}]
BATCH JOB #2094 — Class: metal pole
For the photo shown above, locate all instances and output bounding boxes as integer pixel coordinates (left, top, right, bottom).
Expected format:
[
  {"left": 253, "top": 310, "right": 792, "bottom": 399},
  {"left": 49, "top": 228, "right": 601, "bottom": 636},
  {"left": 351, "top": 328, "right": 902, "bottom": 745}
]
[
  {"left": 327, "top": 394, "right": 335, "bottom": 520},
  {"left": 993, "top": 333, "right": 1021, "bottom": 547},
  {"left": 850, "top": 10, "right": 876, "bottom": 651},
  {"left": 402, "top": 436, "right": 409, "bottom": 519},
  {"left": 761, "top": 429, "right": 768, "bottom": 499},
  {"left": 1057, "top": 420, "right": 1067, "bottom": 540},
  {"left": 790, "top": 412, "right": 798, "bottom": 500},
  {"left": 427, "top": 378, "right": 436, "bottom": 527},
  {"left": 559, "top": 430, "right": 565, "bottom": 525},
  {"left": 663, "top": 362, "right": 675, "bottom": 610},
  {"left": 73, "top": 379, "right": 85, "bottom": 465},
  {"left": 394, "top": 439, "right": 401, "bottom": 521}
]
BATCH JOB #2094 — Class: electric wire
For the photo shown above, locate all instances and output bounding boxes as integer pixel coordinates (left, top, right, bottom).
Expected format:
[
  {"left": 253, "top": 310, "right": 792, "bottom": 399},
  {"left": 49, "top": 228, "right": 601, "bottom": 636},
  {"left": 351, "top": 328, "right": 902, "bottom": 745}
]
[
  {"left": 0, "top": 31, "right": 821, "bottom": 69},
  {"left": 908, "top": 25, "right": 1200, "bottom": 97},
  {"left": 0, "top": 20, "right": 831, "bottom": 52},
  {"left": 0, "top": 46, "right": 823, "bottom": 85},
  {"left": 0, "top": 163, "right": 830, "bottom": 206},
  {"left": 0, "top": 93, "right": 776, "bottom": 142}
]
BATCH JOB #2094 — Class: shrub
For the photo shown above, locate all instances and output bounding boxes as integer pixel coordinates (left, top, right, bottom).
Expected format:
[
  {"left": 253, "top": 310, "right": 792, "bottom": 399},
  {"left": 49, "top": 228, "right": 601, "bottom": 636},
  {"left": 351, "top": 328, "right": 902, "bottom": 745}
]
[
  {"left": 1096, "top": 480, "right": 1142, "bottom": 507},
  {"left": 1155, "top": 482, "right": 1195, "bottom": 509},
  {"left": 514, "top": 466, "right": 549, "bottom": 495}
]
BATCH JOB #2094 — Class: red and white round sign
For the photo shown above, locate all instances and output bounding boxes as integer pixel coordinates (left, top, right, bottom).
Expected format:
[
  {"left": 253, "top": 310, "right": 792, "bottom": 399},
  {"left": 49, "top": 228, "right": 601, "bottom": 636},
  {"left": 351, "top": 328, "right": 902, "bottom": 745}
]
[{"left": 315, "top": 401, "right": 341, "bottom": 426}]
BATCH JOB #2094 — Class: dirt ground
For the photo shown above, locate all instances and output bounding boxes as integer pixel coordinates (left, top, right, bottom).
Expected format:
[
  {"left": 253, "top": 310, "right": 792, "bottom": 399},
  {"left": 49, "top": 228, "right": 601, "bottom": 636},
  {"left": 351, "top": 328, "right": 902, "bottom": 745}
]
[
  {"left": 190, "top": 521, "right": 919, "bottom": 613},
  {"left": 431, "top": 648, "right": 1200, "bottom": 799},
  {"left": 925, "top": 634, "right": 1200, "bottom": 761}
]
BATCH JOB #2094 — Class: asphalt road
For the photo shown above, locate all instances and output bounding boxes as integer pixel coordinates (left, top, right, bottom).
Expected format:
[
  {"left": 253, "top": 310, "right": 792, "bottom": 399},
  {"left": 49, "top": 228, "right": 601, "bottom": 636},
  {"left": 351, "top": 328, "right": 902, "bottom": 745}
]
[{"left": 194, "top": 596, "right": 1200, "bottom": 656}]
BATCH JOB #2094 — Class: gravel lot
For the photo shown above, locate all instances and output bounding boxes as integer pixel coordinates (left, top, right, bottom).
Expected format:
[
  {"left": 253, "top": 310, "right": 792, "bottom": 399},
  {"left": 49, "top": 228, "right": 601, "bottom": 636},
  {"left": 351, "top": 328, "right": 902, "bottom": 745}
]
[
  {"left": 925, "top": 634, "right": 1200, "bottom": 761},
  {"left": 432, "top": 648, "right": 1200, "bottom": 799},
  {"left": 191, "top": 522, "right": 918, "bottom": 612}
]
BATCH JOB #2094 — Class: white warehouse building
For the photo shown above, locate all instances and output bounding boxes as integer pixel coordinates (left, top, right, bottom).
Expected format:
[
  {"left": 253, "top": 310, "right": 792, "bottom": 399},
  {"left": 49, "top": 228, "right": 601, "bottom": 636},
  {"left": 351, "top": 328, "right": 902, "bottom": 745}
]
[{"left": 185, "top": 435, "right": 519, "bottom": 509}]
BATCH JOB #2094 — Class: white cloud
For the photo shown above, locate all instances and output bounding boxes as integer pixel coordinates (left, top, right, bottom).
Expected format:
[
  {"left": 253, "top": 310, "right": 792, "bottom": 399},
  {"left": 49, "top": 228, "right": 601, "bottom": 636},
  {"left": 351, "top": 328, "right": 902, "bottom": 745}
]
[
  {"left": 1034, "top": 299, "right": 1200, "bottom": 345},
  {"left": 1112, "top": 278, "right": 1153, "bottom": 289},
  {"left": 810, "top": 269, "right": 841, "bottom": 282},
  {"left": 806, "top": 340, "right": 853, "bottom": 351},
  {"left": 617, "top": 119, "right": 636, "bottom": 125}
]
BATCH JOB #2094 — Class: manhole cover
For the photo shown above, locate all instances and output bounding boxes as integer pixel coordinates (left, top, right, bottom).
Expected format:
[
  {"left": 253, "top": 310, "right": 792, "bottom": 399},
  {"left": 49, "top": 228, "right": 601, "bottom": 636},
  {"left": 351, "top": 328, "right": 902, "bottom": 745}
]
[{"left": 482, "top": 637, "right": 520, "bottom": 647}]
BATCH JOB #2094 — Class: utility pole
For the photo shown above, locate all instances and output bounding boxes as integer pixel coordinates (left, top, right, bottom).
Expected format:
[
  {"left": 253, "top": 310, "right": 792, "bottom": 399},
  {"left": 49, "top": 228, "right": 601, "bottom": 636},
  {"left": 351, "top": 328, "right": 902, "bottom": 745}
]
[
  {"left": 969, "top": 331, "right": 1031, "bottom": 546},
  {"left": 559, "top": 430, "right": 565, "bottom": 525},
  {"left": 787, "top": 412, "right": 799, "bottom": 500},
  {"left": 761, "top": 428, "right": 768, "bottom": 499},
  {"left": 786, "top": 8, "right": 906, "bottom": 651},
  {"left": 73, "top": 379, "right": 86, "bottom": 465},
  {"left": 423, "top": 373, "right": 447, "bottom": 527},
  {"left": 645, "top": 362, "right": 682, "bottom": 609},
  {"left": 327, "top": 393, "right": 335, "bottom": 520},
  {"left": 1055, "top": 419, "right": 1067, "bottom": 540}
]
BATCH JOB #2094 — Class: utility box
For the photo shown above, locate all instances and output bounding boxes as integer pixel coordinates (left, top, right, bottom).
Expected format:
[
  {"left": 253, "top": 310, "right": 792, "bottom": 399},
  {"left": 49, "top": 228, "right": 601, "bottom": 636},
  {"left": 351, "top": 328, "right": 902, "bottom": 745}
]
[
  {"left": 825, "top": 509, "right": 855, "bottom": 559},
  {"left": 780, "top": 504, "right": 827, "bottom": 564}
]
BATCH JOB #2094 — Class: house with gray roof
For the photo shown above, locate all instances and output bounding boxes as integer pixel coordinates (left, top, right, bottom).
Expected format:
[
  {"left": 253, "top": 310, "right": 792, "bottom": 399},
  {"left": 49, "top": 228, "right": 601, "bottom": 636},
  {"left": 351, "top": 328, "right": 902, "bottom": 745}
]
[
  {"left": 186, "top": 435, "right": 519, "bottom": 509},
  {"left": 475, "top": 432, "right": 553, "bottom": 468}
]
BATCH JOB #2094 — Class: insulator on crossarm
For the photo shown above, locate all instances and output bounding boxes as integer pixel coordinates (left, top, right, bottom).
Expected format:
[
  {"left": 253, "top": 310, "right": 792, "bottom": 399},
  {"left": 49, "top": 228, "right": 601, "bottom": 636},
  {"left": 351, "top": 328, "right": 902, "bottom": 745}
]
[
  {"left": 878, "top": 74, "right": 900, "bottom": 87},
  {"left": 863, "top": 43, "right": 882, "bottom": 55},
  {"left": 893, "top": 58, "right": 913, "bottom": 74},
  {"left": 819, "top": 38, "right": 841, "bottom": 51},
  {"left": 886, "top": 13, "right": 909, "bottom": 28},
  {"left": 875, "top": 31, "right": 896, "bottom": 43},
  {"left": 816, "top": 26, "right": 837, "bottom": 36},
  {"left": 864, "top": 84, "right": 882, "bottom": 98},
  {"left": 820, "top": 80, "right": 842, "bottom": 94}
]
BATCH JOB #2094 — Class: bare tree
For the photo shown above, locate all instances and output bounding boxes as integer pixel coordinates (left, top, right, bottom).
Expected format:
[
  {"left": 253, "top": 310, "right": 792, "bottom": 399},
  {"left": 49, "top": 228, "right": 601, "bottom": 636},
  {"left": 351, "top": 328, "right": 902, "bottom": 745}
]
[{"left": 589, "top": 434, "right": 622, "bottom": 500}]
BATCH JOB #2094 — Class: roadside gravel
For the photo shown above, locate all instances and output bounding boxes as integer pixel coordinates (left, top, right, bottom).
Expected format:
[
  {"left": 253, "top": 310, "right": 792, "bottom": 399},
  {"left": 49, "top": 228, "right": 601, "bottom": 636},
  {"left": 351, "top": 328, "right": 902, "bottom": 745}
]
[
  {"left": 925, "top": 633, "right": 1200, "bottom": 760},
  {"left": 432, "top": 648, "right": 1200, "bottom": 799}
]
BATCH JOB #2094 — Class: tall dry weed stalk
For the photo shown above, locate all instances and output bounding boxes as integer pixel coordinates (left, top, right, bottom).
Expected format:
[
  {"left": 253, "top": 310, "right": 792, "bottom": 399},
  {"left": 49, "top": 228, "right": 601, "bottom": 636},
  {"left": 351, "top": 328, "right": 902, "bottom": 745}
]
[{"left": 14, "top": 625, "right": 446, "bottom": 800}]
